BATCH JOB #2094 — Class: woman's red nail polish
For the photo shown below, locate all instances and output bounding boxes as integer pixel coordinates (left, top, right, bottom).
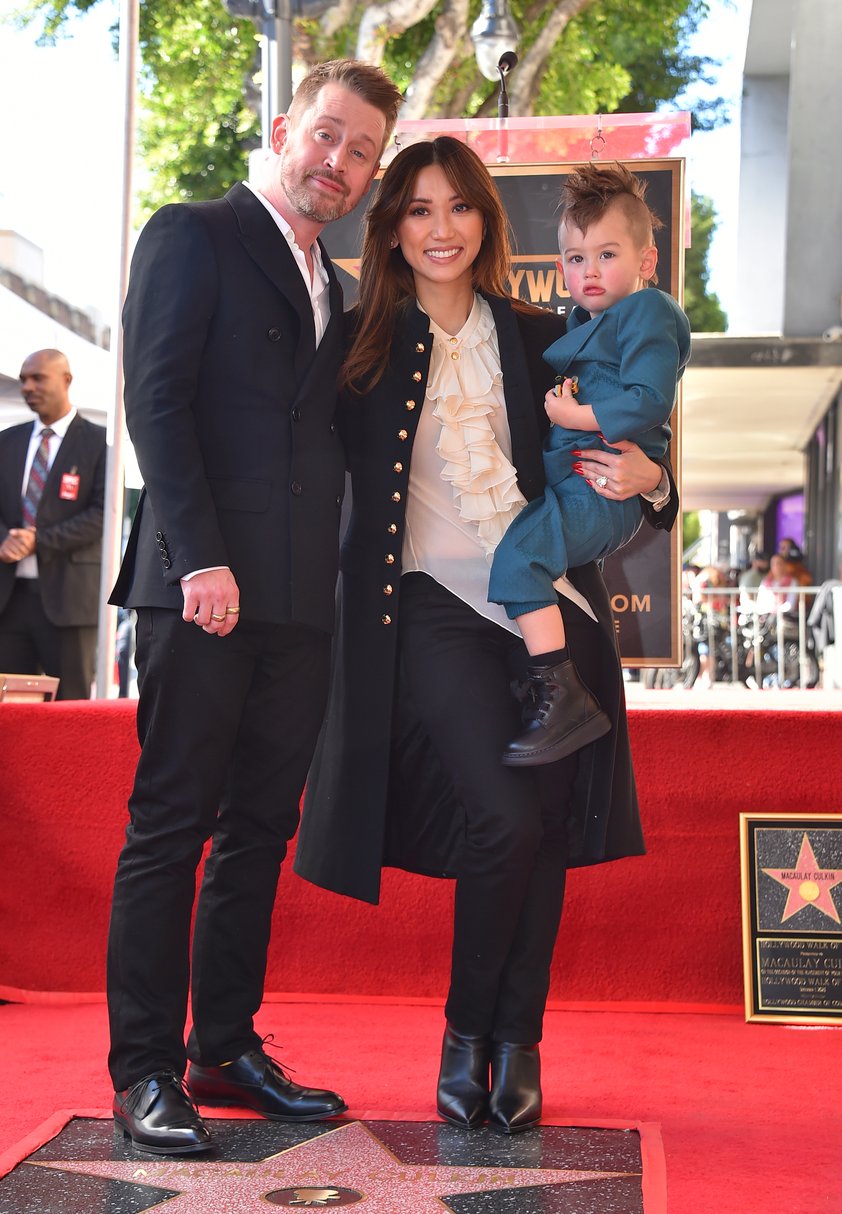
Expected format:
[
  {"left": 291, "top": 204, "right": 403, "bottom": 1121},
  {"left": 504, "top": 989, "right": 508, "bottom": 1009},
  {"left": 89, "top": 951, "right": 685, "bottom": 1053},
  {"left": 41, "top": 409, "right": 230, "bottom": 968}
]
[
  {"left": 572, "top": 462, "right": 584, "bottom": 474},
  {"left": 572, "top": 450, "right": 583, "bottom": 457}
]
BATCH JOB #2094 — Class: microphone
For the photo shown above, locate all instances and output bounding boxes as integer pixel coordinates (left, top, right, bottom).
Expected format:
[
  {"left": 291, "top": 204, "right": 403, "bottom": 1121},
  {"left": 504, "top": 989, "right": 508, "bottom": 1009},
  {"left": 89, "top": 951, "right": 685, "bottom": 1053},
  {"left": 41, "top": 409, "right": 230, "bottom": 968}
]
[{"left": 497, "top": 51, "right": 517, "bottom": 119}]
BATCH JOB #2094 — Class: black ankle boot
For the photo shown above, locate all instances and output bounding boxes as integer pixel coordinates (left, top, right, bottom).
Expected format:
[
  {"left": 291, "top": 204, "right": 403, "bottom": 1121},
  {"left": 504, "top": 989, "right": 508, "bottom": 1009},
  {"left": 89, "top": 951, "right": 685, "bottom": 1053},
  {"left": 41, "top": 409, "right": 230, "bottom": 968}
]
[
  {"left": 436, "top": 1025, "right": 492, "bottom": 1129},
  {"left": 502, "top": 658, "right": 610, "bottom": 767},
  {"left": 489, "top": 1042, "right": 542, "bottom": 1134}
]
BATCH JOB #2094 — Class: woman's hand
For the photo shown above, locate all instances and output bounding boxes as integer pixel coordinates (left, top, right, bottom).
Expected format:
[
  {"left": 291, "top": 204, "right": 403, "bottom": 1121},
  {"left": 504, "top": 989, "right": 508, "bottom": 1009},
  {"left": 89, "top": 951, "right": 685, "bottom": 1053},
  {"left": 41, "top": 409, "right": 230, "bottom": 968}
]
[{"left": 573, "top": 439, "right": 663, "bottom": 501}]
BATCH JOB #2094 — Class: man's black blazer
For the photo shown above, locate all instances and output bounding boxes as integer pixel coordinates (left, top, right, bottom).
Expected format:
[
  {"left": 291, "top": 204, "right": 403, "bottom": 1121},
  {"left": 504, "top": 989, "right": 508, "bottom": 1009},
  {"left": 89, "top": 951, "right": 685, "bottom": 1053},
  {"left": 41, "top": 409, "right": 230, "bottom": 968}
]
[
  {"left": 0, "top": 413, "right": 106, "bottom": 626},
  {"left": 111, "top": 182, "right": 347, "bottom": 637}
]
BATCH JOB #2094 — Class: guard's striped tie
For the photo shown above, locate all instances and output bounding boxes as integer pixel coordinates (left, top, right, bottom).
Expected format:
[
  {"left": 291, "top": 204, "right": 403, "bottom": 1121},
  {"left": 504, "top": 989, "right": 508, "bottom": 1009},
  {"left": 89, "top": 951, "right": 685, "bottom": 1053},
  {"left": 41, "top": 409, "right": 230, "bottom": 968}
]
[{"left": 21, "top": 427, "right": 54, "bottom": 528}]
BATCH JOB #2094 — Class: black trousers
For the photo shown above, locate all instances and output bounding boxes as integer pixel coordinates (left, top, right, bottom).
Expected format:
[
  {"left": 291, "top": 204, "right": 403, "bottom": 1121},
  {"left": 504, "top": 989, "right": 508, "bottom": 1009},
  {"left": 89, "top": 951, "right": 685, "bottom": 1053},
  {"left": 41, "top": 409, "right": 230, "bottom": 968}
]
[
  {"left": 106, "top": 607, "right": 330, "bottom": 1091},
  {"left": 0, "top": 579, "right": 95, "bottom": 700},
  {"left": 398, "top": 573, "right": 577, "bottom": 1044}
]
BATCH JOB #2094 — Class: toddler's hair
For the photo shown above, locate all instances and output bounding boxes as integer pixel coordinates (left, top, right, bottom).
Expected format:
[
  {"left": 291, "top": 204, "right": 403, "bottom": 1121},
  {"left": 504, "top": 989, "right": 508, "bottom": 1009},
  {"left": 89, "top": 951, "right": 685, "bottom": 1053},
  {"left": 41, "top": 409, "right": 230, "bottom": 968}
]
[{"left": 559, "top": 163, "right": 664, "bottom": 274}]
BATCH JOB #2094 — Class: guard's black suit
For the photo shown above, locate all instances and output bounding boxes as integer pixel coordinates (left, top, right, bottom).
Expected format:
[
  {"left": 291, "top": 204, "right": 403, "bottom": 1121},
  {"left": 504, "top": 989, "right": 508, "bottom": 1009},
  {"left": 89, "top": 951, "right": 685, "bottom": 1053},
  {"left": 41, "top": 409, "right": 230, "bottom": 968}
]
[
  {"left": 107, "top": 183, "right": 347, "bottom": 1090},
  {"left": 0, "top": 413, "right": 105, "bottom": 699}
]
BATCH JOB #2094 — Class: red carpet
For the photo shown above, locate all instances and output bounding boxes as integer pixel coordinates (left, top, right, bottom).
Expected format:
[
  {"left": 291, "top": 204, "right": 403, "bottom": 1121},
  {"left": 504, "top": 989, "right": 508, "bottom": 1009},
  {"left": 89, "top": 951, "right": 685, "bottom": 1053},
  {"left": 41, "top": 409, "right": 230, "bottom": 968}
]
[
  {"left": 3, "top": 700, "right": 841, "bottom": 1005},
  {"left": 2, "top": 701, "right": 841, "bottom": 1209},
  {"left": 1, "top": 997, "right": 840, "bottom": 1212}
]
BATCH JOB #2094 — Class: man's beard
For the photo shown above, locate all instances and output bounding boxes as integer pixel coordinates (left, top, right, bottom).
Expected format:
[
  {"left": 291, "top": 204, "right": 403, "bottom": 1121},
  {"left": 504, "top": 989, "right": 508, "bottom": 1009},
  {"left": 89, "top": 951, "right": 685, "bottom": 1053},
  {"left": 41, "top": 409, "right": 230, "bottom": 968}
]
[{"left": 282, "top": 162, "right": 352, "bottom": 224}]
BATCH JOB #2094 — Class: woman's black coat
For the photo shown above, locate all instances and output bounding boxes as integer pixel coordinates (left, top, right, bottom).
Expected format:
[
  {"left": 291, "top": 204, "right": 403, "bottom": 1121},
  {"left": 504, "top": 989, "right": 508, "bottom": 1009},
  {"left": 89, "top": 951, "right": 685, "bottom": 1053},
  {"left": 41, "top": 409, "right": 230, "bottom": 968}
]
[{"left": 294, "top": 293, "right": 677, "bottom": 905}]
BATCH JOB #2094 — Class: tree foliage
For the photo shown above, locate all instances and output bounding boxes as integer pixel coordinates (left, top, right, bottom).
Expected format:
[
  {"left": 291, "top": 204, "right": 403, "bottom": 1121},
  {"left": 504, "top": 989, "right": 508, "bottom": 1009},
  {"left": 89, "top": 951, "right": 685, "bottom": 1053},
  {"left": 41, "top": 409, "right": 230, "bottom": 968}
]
[
  {"left": 12, "top": 0, "right": 260, "bottom": 212},
  {"left": 14, "top": 0, "right": 722, "bottom": 208},
  {"left": 685, "top": 193, "right": 727, "bottom": 331},
  {"left": 11, "top": 0, "right": 727, "bottom": 324},
  {"left": 682, "top": 509, "right": 702, "bottom": 556}
]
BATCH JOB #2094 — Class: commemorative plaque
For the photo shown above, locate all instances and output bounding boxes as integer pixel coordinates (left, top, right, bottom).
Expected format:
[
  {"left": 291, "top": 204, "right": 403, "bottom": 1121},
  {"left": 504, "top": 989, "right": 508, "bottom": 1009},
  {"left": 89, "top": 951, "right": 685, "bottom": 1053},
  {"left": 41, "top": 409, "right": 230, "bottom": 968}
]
[{"left": 740, "top": 814, "right": 842, "bottom": 1024}]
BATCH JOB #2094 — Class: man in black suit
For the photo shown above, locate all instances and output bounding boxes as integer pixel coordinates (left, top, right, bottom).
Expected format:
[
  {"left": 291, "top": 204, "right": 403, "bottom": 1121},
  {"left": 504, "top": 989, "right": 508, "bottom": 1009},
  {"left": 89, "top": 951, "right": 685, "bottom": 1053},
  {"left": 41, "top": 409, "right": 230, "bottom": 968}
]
[
  {"left": 106, "top": 59, "right": 402, "bottom": 1156},
  {"left": 0, "top": 349, "right": 105, "bottom": 699}
]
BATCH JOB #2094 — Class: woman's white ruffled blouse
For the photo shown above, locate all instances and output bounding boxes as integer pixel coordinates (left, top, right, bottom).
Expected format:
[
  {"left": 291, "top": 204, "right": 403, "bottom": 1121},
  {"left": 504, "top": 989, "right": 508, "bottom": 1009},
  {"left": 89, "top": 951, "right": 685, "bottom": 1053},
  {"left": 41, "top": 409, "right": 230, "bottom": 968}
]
[
  {"left": 401, "top": 295, "right": 528, "bottom": 635},
  {"left": 401, "top": 294, "right": 594, "bottom": 632},
  {"left": 425, "top": 295, "right": 527, "bottom": 557}
]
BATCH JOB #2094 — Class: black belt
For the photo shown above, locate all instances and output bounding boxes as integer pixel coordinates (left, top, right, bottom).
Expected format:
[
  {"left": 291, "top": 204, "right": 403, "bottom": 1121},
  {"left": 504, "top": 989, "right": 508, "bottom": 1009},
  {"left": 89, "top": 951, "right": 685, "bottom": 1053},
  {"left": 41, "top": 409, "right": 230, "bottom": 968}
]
[{"left": 13, "top": 579, "right": 41, "bottom": 595}]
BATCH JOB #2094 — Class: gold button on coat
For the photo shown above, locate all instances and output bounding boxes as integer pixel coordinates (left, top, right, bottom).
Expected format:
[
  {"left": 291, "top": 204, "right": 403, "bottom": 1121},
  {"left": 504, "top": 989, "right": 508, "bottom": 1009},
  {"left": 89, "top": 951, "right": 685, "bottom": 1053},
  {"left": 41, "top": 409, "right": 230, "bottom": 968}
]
[
  {"left": 391, "top": 492, "right": 401, "bottom": 502},
  {"left": 385, "top": 554, "right": 395, "bottom": 564},
  {"left": 412, "top": 371, "right": 422, "bottom": 382},
  {"left": 393, "top": 462, "right": 403, "bottom": 473},
  {"left": 382, "top": 615, "right": 392, "bottom": 625},
  {"left": 383, "top": 585, "right": 393, "bottom": 595},
  {"left": 398, "top": 429, "right": 408, "bottom": 440}
]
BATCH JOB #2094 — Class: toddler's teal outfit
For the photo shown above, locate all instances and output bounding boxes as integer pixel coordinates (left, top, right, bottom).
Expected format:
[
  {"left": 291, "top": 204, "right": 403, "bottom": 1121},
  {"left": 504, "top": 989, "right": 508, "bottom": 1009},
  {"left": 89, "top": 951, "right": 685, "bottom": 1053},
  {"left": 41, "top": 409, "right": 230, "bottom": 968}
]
[{"left": 489, "top": 288, "right": 691, "bottom": 618}]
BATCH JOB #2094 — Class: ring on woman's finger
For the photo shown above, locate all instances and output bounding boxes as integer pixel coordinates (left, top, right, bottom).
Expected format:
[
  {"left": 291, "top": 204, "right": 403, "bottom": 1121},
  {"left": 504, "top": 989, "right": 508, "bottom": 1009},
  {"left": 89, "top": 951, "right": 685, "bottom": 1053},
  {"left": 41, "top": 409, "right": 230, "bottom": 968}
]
[
  {"left": 225, "top": 606, "right": 240, "bottom": 615},
  {"left": 596, "top": 475, "right": 609, "bottom": 489},
  {"left": 210, "top": 613, "right": 226, "bottom": 622}
]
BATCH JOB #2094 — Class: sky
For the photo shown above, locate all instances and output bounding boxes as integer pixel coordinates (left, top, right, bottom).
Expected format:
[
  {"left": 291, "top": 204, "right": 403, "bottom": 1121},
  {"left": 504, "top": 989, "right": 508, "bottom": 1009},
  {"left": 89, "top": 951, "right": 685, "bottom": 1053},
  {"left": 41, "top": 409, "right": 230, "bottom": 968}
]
[
  {"left": 0, "top": 0, "right": 124, "bottom": 320},
  {"left": 0, "top": 0, "right": 752, "bottom": 324}
]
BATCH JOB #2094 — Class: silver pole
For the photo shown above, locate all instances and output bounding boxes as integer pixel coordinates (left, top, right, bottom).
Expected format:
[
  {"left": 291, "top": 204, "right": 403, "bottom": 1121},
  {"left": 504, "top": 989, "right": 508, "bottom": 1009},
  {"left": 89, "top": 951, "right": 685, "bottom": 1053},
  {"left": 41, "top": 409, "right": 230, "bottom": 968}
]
[
  {"left": 706, "top": 609, "right": 716, "bottom": 687},
  {"left": 260, "top": 0, "right": 291, "bottom": 146},
  {"left": 260, "top": 14, "right": 277, "bottom": 145},
  {"left": 776, "top": 610, "right": 785, "bottom": 688},
  {"left": 276, "top": 0, "right": 293, "bottom": 112},
  {"left": 798, "top": 593, "right": 809, "bottom": 688},
  {"left": 94, "top": 0, "right": 138, "bottom": 698}
]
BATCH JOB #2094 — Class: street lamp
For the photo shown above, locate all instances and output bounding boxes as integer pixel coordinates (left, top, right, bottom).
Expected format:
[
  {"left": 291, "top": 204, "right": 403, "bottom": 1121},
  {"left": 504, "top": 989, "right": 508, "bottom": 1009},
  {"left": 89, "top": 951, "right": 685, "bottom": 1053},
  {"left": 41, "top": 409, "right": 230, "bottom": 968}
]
[
  {"left": 223, "top": 0, "right": 331, "bottom": 145},
  {"left": 470, "top": 0, "right": 520, "bottom": 84}
]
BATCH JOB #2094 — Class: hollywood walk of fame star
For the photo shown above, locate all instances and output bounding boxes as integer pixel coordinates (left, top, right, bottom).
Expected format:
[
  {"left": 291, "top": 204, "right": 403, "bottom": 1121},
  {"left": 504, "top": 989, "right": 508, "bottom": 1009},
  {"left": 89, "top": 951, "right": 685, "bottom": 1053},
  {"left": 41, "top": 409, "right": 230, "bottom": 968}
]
[
  {"left": 762, "top": 833, "right": 842, "bottom": 924},
  {"left": 31, "top": 1120, "right": 636, "bottom": 1212}
]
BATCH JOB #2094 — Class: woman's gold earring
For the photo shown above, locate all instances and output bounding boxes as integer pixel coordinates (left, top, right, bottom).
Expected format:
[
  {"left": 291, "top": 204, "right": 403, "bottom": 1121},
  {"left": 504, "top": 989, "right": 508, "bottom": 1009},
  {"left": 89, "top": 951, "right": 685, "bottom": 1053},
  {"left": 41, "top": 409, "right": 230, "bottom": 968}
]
[{"left": 389, "top": 236, "right": 398, "bottom": 249}]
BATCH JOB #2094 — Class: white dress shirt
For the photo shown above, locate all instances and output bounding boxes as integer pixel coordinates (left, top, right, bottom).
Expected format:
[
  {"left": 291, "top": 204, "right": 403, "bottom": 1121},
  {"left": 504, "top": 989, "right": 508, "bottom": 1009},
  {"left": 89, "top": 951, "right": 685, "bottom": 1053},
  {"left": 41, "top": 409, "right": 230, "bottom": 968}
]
[
  {"left": 17, "top": 408, "right": 77, "bottom": 580},
  {"left": 242, "top": 179, "right": 330, "bottom": 347}
]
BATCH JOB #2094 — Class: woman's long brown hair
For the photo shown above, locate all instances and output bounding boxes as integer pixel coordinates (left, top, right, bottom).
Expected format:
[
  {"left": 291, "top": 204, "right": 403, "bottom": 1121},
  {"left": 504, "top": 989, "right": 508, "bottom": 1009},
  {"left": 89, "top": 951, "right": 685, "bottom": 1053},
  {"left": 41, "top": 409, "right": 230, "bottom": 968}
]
[{"left": 342, "top": 136, "right": 528, "bottom": 392}]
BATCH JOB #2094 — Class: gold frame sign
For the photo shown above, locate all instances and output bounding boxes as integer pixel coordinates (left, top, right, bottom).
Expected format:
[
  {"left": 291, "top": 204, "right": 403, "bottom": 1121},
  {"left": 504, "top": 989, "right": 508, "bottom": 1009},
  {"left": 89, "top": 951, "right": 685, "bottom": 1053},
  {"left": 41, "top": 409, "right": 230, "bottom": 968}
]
[
  {"left": 740, "top": 813, "right": 842, "bottom": 1025},
  {"left": 488, "top": 160, "right": 684, "bottom": 669}
]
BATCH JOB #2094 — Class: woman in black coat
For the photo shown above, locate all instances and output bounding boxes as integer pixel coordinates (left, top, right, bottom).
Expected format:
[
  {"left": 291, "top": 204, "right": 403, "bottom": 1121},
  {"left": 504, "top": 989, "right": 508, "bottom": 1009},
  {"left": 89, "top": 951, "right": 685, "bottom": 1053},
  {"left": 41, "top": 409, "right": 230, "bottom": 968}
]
[{"left": 295, "top": 138, "right": 677, "bottom": 1133}]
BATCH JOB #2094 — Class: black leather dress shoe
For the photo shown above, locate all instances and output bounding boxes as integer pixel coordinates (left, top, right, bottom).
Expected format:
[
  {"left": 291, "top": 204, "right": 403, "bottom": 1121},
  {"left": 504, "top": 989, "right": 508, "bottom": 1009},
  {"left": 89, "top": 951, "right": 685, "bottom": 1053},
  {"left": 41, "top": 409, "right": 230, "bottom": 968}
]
[
  {"left": 187, "top": 1048, "right": 347, "bottom": 1122},
  {"left": 488, "top": 1042, "right": 542, "bottom": 1134},
  {"left": 113, "top": 1071, "right": 214, "bottom": 1155},
  {"left": 436, "top": 1025, "right": 492, "bottom": 1130}
]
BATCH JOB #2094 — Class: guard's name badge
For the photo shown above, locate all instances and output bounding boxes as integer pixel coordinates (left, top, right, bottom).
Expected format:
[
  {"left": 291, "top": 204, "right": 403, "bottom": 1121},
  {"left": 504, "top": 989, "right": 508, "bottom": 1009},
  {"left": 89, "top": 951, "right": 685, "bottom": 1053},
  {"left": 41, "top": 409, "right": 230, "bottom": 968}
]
[{"left": 59, "top": 472, "right": 80, "bottom": 501}]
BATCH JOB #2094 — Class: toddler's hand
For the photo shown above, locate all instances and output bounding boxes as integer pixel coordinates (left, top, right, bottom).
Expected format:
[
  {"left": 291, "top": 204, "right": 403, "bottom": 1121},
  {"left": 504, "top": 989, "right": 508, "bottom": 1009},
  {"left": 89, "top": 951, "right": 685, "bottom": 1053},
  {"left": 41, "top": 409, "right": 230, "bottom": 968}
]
[{"left": 544, "top": 378, "right": 581, "bottom": 428}]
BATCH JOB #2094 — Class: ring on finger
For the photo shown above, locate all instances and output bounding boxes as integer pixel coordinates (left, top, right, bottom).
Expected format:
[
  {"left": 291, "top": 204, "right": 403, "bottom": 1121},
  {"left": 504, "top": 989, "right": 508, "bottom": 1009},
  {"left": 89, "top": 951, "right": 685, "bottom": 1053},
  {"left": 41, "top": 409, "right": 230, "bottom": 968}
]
[
  {"left": 595, "top": 475, "right": 609, "bottom": 489},
  {"left": 210, "top": 613, "right": 226, "bottom": 622},
  {"left": 225, "top": 606, "right": 240, "bottom": 615}
]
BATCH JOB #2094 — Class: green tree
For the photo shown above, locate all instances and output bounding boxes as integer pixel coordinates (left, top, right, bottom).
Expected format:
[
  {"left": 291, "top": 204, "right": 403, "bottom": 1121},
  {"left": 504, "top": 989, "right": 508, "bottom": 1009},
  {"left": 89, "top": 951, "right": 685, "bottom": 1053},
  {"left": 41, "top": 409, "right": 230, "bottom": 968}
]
[
  {"left": 13, "top": 0, "right": 720, "bottom": 213},
  {"left": 685, "top": 193, "right": 727, "bottom": 331},
  {"left": 682, "top": 510, "right": 702, "bottom": 556},
  {"left": 134, "top": 2, "right": 260, "bottom": 211}
]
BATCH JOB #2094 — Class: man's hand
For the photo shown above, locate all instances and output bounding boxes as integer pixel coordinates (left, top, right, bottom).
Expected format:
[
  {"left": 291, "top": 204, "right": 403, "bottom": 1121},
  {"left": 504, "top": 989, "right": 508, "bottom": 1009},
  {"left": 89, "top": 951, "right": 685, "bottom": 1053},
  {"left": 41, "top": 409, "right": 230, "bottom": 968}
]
[
  {"left": 180, "top": 568, "right": 241, "bottom": 636},
  {"left": 0, "top": 527, "right": 37, "bottom": 563},
  {"left": 572, "top": 439, "right": 662, "bottom": 501}
]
